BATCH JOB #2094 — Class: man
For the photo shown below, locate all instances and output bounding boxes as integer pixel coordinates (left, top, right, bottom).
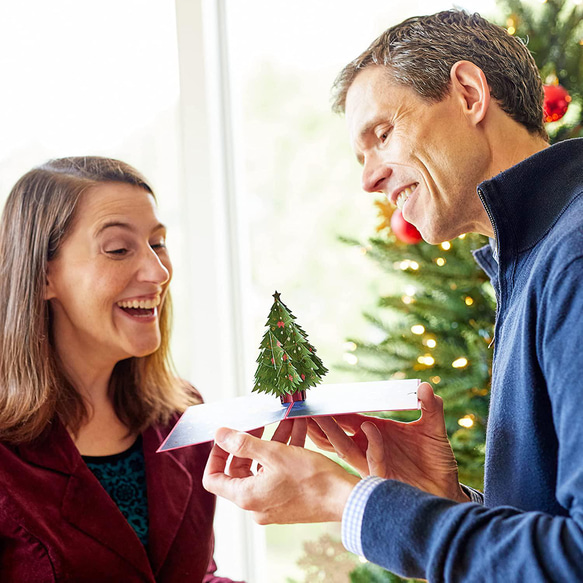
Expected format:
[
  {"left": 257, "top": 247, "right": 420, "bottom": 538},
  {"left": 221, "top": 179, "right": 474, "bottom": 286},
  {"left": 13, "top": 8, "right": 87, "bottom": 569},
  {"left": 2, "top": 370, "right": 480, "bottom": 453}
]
[{"left": 204, "top": 10, "right": 583, "bottom": 580}]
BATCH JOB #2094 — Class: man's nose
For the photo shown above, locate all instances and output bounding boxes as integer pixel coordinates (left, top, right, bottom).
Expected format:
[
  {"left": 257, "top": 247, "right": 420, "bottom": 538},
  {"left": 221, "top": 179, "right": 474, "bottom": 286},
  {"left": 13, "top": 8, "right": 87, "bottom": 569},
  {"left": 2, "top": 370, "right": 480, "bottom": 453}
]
[{"left": 361, "top": 156, "right": 391, "bottom": 193}]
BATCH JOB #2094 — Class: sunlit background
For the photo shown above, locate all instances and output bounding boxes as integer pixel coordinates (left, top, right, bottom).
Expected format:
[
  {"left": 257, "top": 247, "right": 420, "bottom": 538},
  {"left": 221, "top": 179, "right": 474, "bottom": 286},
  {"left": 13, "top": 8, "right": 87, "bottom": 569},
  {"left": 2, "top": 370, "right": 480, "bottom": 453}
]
[{"left": 0, "top": 0, "right": 498, "bottom": 580}]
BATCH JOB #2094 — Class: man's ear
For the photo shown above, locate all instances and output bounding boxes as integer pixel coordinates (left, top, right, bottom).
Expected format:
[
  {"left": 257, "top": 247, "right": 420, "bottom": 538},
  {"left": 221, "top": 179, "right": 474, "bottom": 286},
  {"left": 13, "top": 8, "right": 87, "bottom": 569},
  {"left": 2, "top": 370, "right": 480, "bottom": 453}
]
[{"left": 449, "top": 60, "right": 490, "bottom": 126}]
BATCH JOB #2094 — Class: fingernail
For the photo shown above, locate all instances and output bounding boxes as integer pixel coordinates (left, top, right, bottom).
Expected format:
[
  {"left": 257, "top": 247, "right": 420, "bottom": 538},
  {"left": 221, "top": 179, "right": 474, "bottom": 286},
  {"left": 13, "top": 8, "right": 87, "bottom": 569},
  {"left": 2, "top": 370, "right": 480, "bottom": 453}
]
[
  {"left": 216, "top": 427, "right": 245, "bottom": 451},
  {"left": 215, "top": 427, "right": 234, "bottom": 446}
]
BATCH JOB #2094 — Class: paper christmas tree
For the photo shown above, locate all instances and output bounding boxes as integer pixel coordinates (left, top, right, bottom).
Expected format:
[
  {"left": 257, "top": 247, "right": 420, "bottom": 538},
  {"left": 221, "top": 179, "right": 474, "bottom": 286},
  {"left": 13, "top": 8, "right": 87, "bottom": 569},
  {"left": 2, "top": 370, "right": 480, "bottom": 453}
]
[{"left": 253, "top": 291, "right": 328, "bottom": 402}]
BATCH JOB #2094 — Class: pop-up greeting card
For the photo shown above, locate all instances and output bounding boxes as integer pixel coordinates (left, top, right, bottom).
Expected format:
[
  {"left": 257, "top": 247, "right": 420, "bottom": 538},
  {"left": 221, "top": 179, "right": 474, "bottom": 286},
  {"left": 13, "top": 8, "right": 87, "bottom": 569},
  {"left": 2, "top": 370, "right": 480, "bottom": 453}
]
[{"left": 158, "top": 292, "right": 420, "bottom": 453}]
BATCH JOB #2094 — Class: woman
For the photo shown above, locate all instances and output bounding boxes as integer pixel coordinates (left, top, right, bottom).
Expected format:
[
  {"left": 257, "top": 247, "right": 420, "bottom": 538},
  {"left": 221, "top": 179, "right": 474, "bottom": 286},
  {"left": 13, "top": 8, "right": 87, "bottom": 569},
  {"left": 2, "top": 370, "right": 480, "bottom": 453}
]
[{"left": 0, "top": 157, "right": 242, "bottom": 582}]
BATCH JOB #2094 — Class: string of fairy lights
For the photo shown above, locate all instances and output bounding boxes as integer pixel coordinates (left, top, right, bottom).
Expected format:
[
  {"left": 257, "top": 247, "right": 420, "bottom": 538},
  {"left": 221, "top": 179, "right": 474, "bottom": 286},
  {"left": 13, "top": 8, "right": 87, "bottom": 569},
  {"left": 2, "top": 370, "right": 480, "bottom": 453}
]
[{"left": 344, "top": 233, "right": 482, "bottom": 430}]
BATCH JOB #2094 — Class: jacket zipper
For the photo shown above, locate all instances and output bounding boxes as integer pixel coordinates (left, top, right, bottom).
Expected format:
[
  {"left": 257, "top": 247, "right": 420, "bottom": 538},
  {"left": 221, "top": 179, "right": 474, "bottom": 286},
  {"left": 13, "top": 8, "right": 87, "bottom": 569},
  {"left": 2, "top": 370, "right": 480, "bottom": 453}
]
[{"left": 477, "top": 187, "right": 499, "bottom": 349}]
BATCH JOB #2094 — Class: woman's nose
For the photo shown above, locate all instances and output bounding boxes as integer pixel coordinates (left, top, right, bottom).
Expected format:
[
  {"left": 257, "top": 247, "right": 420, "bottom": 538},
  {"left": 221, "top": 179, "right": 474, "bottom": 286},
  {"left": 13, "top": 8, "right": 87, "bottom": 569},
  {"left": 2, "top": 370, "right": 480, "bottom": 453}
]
[{"left": 139, "top": 247, "right": 171, "bottom": 285}]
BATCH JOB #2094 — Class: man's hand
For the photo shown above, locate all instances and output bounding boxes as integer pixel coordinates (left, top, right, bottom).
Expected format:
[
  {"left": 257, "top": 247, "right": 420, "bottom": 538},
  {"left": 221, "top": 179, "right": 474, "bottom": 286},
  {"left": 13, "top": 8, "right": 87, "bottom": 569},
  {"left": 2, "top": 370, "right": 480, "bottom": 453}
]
[
  {"left": 203, "top": 419, "right": 360, "bottom": 524},
  {"left": 308, "top": 382, "right": 467, "bottom": 502}
]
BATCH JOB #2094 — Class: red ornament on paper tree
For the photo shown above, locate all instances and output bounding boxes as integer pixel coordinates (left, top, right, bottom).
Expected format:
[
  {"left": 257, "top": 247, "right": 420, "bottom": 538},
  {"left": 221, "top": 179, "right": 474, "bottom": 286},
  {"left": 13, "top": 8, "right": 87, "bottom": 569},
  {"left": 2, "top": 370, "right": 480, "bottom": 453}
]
[
  {"left": 543, "top": 84, "right": 571, "bottom": 123},
  {"left": 390, "top": 209, "right": 423, "bottom": 244}
]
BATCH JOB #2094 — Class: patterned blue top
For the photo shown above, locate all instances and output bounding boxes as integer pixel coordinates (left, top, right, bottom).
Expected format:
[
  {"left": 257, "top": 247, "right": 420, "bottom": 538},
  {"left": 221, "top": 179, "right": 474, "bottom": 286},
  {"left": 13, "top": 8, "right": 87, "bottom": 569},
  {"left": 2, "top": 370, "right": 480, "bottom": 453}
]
[{"left": 83, "top": 436, "right": 149, "bottom": 545}]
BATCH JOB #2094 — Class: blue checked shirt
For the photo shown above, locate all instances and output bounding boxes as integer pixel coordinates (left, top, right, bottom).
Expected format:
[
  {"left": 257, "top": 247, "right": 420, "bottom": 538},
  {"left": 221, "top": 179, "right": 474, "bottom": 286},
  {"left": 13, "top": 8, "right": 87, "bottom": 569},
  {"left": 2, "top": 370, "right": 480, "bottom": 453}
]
[{"left": 341, "top": 477, "right": 484, "bottom": 556}]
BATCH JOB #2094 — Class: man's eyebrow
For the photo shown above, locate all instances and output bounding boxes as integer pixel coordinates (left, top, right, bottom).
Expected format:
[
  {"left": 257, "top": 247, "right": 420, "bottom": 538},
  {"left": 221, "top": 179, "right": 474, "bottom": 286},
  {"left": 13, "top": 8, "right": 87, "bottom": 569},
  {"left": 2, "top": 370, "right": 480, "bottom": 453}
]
[{"left": 96, "top": 221, "right": 166, "bottom": 235}]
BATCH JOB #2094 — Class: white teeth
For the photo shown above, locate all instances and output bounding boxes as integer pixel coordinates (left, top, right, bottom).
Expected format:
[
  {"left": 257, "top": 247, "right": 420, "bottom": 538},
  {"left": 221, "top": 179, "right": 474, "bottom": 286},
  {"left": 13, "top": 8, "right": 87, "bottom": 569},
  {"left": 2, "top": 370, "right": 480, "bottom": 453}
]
[
  {"left": 396, "top": 186, "right": 414, "bottom": 210},
  {"left": 117, "top": 297, "right": 160, "bottom": 309}
]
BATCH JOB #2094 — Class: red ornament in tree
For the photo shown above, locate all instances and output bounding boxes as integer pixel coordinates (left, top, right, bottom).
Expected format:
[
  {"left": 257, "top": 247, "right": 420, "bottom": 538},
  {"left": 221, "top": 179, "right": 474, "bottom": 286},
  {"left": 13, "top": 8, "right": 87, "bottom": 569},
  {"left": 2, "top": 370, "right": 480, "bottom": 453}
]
[
  {"left": 543, "top": 84, "right": 571, "bottom": 123},
  {"left": 390, "top": 209, "right": 423, "bottom": 244}
]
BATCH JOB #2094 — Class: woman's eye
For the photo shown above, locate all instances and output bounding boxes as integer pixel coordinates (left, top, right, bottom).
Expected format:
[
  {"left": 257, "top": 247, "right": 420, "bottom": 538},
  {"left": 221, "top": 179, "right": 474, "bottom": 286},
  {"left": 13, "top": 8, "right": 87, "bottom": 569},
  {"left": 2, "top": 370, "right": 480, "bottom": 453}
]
[
  {"left": 151, "top": 241, "right": 166, "bottom": 251},
  {"left": 106, "top": 248, "right": 128, "bottom": 256}
]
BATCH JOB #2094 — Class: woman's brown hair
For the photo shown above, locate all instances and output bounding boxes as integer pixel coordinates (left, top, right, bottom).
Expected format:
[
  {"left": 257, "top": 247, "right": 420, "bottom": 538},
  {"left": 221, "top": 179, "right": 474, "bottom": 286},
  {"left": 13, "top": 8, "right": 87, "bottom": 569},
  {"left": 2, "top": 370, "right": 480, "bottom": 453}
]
[{"left": 0, "top": 156, "right": 197, "bottom": 444}]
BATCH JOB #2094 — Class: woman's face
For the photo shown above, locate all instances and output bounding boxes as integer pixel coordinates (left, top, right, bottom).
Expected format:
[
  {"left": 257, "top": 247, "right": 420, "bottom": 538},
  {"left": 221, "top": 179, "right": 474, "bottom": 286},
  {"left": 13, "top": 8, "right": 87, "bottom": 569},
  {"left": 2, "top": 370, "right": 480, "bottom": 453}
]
[{"left": 45, "top": 182, "right": 172, "bottom": 372}]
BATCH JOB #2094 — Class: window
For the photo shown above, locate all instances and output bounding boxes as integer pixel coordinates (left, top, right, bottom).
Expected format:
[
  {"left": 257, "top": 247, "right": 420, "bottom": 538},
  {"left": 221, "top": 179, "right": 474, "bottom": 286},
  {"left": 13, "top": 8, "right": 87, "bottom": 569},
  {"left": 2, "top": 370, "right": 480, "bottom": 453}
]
[{"left": 222, "top": 0, "right": 497, "bottom": 580}]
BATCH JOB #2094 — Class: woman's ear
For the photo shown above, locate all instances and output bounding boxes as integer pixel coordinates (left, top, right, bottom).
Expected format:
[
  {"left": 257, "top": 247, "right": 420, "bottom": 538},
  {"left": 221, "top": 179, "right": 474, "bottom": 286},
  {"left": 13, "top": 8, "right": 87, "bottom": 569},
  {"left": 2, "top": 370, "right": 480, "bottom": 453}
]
[
  {"left": 44, "top": 264, "right": 56, "bottom": 301},
  {"left": 449, "top": 60, "right": 490, "bottom": 126}
]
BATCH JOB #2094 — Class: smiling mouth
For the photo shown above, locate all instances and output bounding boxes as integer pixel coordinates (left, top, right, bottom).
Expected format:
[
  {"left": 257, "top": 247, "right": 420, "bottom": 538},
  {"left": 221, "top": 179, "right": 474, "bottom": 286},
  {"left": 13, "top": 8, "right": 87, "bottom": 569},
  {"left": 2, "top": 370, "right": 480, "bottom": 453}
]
[
  {"left": 116, "top": 297, "right": 160, "bottom": 318},
  {"left": 395, "top": 184, "right": 418, "bottom": 210}
]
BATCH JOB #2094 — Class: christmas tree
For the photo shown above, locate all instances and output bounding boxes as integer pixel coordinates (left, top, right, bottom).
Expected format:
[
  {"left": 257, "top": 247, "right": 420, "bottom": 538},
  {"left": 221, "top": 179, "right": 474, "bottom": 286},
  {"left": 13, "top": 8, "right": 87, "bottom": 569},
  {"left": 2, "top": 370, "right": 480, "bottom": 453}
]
[
  {"left": 253, "top": 291, "right": 328, "bottom": 402},
  {"left": 498, "top": 0, "right": 583, "bottom": 142},
  {"left": 341, "top": 219, "right": 494, "bottom": 490}
]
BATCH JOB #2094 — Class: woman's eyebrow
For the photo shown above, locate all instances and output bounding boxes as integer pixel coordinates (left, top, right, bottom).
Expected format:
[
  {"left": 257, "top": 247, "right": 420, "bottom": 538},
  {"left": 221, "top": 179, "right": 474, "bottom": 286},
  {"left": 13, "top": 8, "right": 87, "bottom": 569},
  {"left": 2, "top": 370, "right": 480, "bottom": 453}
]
[{"left": 95, "top": 221, "right": 166, "bottom": 235}]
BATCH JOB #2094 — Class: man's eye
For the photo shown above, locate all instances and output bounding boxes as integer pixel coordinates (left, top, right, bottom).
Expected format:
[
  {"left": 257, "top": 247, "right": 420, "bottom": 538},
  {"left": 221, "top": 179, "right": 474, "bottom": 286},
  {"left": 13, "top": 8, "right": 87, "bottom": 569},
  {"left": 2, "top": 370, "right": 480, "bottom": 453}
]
[
  {"left": 106, "top": 248, "right": 127, "bottom": 255},
  {"left": 377, "top": 126, "right": 392, "bottom": 143},
  {"left": 151, "top": 241, "right": 166, "bottom": 251}
]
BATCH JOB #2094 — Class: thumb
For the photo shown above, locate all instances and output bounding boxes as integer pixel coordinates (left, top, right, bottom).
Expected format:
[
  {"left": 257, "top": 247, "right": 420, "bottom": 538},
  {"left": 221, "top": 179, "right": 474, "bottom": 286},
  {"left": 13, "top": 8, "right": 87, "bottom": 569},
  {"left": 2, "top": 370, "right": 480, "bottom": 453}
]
[
  {"left": 417, "top": 382, "right": 447, "bottom": 432},
  {"left": 214, "top": 427, "right": 268, "bottom": 463}
]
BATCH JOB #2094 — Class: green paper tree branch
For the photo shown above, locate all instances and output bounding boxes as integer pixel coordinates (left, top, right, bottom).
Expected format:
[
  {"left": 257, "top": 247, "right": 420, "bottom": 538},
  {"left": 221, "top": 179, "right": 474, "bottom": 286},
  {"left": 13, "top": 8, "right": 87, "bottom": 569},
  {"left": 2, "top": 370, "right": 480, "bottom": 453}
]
[{"left": 253, "top": 291, "right": 328, "bottom": 400}]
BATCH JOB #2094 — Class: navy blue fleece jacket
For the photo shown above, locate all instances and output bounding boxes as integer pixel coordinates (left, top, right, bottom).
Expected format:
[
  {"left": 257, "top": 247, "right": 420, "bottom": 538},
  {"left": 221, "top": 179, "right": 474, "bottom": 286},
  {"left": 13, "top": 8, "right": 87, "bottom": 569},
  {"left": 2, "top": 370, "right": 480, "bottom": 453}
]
[{"left": 359, "top": 139, "right": 583, "bottom": 581}]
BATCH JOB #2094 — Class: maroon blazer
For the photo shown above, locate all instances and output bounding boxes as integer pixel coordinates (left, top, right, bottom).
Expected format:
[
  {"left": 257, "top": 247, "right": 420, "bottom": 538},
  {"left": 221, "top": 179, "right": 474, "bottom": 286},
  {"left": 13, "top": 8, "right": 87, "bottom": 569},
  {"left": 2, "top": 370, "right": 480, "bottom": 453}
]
[{"left": 0, "top": 416, "right": 243, "bottom": 582}]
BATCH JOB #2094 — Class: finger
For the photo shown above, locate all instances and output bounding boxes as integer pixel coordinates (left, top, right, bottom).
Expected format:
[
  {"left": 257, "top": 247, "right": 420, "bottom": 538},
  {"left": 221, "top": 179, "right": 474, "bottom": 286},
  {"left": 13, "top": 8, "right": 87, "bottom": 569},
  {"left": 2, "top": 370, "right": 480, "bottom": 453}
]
[
  {"left": 203, "top": 442, "right": 231, "bottom": 493},
  {"left": 204, "top": 440, "right": 230, "bottom": 472},
  {"left": 227, "top": 426, "right": 266, "bottom": 477},
  {"left": 271, "top": 419, "right": 294, "bottom": 444},
  {"left": 361, "top": 421, "right": 387, "bottom": 478},
  {"left": 307, "top": 418, "right": 335, "bottom": 451},
  {"left": 315, "top": 417, "right": 368, "bottom": 475},
  {"left": 203, "top": 452, "right": 255, "bottom": 504},
  {"left": 308, "top": 413, "right": 365, "bottom": 435},
  {"left": 289, "top": 418, "right": 307, "bottom": 447},
  {"left": 333, "top": 413, "right": 371, "bottom": 435},
  {"left": 228, "top": 450, "right": 255, "bottom": 478},
  {"left": 228, "top": 458, "right": 253, "bottom": 478}
]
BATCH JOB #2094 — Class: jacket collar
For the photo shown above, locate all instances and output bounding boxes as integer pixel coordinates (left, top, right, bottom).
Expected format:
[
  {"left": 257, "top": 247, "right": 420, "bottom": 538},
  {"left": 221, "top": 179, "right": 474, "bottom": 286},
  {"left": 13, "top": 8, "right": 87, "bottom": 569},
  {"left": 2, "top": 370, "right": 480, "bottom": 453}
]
[
  {"left": 17, "top": 418, "right": 79, "bottom": 475},
  {"left": 473, "top": 138, "right": 583, "bottom": 275},
  {"left": 17, "top": 416, "right": 194, "bottom": 578},
  {"left": 143, "top": 419, "right": 195, "bottom": 576}
]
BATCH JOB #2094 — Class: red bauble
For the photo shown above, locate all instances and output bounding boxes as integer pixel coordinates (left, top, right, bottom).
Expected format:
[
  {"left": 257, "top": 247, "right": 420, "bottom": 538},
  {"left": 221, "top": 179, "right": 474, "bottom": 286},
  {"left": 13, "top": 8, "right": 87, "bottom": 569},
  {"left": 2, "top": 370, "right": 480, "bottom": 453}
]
[
  {"left": 543, "top": 84, "right": 571, "bottom": 123},
  {"left": 390, "top": 209, "right": 423, "bottom": 244}
]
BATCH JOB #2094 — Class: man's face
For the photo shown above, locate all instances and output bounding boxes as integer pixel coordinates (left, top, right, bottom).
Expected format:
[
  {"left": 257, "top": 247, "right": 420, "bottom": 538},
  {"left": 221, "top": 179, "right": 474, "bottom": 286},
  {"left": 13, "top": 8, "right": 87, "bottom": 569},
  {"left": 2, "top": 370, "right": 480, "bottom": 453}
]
[{"left": 345, "top": 66, "right": 489, "bottom": 244}]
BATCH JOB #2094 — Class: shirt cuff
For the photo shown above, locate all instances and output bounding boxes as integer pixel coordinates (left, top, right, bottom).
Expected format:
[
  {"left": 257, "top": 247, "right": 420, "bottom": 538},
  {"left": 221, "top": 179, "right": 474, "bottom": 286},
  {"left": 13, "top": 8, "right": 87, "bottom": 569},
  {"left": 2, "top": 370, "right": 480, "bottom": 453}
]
[
  {"left": 460, "top": 483, "right": 484, "bottom": 504},
  {"left": 341, "top": 476, "right": 386, "bottom": 556}
]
